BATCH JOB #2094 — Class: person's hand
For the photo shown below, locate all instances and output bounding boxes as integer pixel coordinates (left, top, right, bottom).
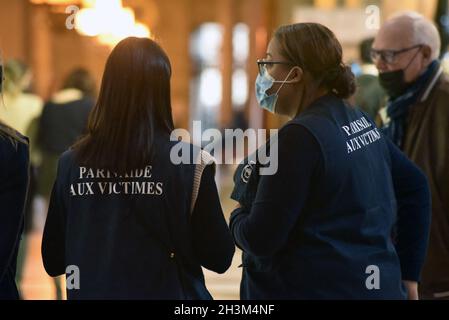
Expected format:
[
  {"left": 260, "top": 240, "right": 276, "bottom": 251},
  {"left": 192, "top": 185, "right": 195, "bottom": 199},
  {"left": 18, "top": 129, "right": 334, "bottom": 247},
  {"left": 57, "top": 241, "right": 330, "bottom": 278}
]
[{"left": 403, "top": 280, "right": 419, "bottom": 300}]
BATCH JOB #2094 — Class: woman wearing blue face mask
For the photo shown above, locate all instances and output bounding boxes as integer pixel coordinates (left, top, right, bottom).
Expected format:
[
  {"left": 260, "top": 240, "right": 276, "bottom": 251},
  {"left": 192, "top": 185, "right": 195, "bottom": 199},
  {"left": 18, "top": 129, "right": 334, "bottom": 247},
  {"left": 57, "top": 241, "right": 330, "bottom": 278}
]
[{"left": 230, "top": 23, "right": 432, "bottom": 300}]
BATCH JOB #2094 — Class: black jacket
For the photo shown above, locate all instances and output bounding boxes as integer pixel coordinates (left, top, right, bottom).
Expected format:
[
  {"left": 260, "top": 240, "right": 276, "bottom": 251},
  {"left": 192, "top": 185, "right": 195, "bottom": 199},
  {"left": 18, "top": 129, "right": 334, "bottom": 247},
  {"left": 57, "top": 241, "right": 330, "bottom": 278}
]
[
  {"left": 381, "top": 70, "right": 449, "bottom": 298},
  {"left": 38, "top": 96, "right": 93, "bottom": 154},
  {"left": 42, "top": 134, "right": 234, "bottom": 299},
  {"left": 0, "top": 130, "right": 29, "bottom": 300}
]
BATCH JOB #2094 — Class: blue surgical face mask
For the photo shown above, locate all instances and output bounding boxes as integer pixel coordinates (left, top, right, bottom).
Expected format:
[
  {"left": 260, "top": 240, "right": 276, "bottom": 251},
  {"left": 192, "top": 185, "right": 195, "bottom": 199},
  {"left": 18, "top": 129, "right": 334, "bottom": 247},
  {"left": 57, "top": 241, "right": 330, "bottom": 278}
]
[{"left": 255, "top": 66, "right": 297, "bottom": 113}]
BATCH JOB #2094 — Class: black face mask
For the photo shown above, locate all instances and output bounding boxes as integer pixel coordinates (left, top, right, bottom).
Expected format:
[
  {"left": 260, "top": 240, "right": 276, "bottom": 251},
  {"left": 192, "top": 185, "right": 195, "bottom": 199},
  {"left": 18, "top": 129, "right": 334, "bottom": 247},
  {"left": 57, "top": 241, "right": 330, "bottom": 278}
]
[
  {"left": 378, "top": 47, "right": 422, "bottom": 99},
  {"left": 378, "top": 69, "right": 410, "bottom": 99}
]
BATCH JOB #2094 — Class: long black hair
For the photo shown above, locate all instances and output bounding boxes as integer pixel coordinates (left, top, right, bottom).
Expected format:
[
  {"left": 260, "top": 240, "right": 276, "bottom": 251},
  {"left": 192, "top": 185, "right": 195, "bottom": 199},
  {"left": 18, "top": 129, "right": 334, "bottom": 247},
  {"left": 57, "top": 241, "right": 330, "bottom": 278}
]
[{"left": 73, "top": 37, "right": 174, "bottom": 174}]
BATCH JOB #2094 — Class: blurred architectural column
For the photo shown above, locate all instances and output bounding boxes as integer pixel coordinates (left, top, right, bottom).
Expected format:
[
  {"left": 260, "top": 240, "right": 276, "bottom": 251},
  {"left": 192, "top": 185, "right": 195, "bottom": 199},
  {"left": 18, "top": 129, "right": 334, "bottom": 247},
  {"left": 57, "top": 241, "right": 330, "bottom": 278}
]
[
  {"left": 0, "top": 0, "right": 29, "bottom": 61},
  {"left": 29, "top": 3, "right": 54, "bottom": 100},
  {"left": 218, "top": 0, "right": 235, "bottom": 129},
  {"left": 243, "top": 0, "right": 274, "bottom": 130},
  {"left": 258, "top": 0, "right": 286, "bottom": 131},
  {"left": 152, "top": 0, "right": 192, "bottom": 129}
]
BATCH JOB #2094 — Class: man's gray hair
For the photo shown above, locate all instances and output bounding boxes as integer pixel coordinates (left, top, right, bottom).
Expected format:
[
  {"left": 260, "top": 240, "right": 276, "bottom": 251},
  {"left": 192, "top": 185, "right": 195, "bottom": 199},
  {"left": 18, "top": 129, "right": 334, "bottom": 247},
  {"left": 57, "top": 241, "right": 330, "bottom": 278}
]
[{"left": 390, "top": 11, "right": 441, "bottom": 60}]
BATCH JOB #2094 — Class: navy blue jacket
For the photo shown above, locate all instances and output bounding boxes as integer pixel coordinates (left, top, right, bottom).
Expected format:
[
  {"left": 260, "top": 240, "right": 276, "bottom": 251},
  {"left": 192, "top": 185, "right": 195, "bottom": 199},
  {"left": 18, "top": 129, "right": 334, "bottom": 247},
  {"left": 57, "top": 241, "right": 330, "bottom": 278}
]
[
  {"left": 38, "top": 97, "right": 93, "bottom": 154},
  {"left": 0, "top": 132, "right": 29, "bottom": 300},
  {"left": 230, "top": 94, "right": 431, "bottom": 299},
  {"left": 42, "top": 134, "right": 234, "bottom": 299}
]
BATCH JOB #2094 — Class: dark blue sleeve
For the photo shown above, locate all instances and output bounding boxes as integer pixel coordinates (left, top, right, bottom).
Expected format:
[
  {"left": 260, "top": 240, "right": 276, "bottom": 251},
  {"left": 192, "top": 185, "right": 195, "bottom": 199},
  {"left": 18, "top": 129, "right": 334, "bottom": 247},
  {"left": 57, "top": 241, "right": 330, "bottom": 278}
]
[
  {"left": 42, "top": 158, "right": 67, "bottom": 277},
  {"left": 0, "top": 141, "right": 29, "bottom": 282},
  {"left": 230, "top": 124, "right": 322, "bottom": 257},
  {"left": 191, "top": 164, "right": 235, "bottom": 274},
  {"left": 387, "top": 138, "right": 432, "bottom": 282}
]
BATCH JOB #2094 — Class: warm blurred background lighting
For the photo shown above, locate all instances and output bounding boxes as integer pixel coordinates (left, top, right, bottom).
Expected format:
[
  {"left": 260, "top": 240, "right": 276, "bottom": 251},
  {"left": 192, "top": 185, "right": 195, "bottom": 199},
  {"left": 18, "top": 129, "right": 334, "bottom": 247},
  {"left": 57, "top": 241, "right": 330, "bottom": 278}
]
[
  {"left": 31, "top": 0, "right": 152, "bottom": 46},
  {"left": 30, "top": 0, "right": 74, "bottom": 4},
  {"left": 75, "top": 0, "right": 151, "bottom": 46}
]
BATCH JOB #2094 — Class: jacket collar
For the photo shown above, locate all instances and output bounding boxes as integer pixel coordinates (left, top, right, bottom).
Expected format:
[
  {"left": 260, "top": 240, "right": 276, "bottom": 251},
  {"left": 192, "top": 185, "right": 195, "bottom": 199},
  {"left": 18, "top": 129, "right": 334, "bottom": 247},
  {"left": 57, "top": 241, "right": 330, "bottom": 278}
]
[
  {"left": 419, "top": 65, "right": 444, "bottom": 103},
  {"left": 51, "top": 88, "right": 83, "bottom": 104}
]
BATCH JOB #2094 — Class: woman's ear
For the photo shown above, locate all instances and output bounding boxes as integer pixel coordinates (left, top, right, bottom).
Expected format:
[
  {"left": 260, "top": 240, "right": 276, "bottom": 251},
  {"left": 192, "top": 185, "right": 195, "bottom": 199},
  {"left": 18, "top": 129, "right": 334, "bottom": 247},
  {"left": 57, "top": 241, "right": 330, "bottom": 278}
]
[{"left": 290, "top": 66, "right": 304, "bottom": 84}]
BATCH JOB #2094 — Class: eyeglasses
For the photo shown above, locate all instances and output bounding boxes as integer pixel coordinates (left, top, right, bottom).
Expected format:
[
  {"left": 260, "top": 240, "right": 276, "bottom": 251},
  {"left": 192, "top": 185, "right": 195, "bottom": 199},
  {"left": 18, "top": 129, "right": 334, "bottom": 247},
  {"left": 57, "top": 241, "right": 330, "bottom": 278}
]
[
  {"left": 257, "top": 59, "right": 295, "bottom": 76},
  {"left": 370, "top": 44, "right": 423, "bottom": 64}
]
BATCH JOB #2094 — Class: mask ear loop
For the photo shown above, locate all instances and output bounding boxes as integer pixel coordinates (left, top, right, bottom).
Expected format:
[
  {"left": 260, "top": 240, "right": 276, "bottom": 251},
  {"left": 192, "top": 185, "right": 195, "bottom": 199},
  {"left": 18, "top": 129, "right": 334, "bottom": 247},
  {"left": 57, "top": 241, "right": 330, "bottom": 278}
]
[
  {"left": 403, "top": 46, "right": 423, "bottom": 71},
  {"left": 273, "top": 67, "right": 299, "bottom": 95}
]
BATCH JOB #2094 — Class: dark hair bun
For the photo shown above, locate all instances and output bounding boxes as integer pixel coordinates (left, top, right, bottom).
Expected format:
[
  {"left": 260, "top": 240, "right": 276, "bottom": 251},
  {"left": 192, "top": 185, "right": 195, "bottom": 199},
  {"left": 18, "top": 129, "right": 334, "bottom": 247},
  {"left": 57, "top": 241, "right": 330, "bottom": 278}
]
[
  {"left": 274, "top": 23, "right": 357, "bottom": 100},
  {"left": 325, "top": 64, "right": 356, "bottom": 99}
]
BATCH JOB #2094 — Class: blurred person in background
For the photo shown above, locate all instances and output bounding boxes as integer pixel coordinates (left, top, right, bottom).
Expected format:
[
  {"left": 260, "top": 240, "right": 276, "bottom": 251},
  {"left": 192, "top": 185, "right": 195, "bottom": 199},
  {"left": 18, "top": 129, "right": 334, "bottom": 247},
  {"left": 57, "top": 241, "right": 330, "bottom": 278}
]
[
  {"left": 0, "top": 60, "right": 43, "bottom": 135},
  {"left": 36, "top": 68, "right": 96, "bottom": 299},
  {"left": 373, "top": 12, "right": 449, "bottom": 300},
  {"left": 0, "top": 61, "right": 30, "bottom": 300},
  {"left": 0, "top": 60, "right": 43, "bottom": 297},
  {"left": 353, "top": 38, "right": 386, "bottom": 120},
  {"left": 37, "top": 68, "right": 96, "bottom": 202}
]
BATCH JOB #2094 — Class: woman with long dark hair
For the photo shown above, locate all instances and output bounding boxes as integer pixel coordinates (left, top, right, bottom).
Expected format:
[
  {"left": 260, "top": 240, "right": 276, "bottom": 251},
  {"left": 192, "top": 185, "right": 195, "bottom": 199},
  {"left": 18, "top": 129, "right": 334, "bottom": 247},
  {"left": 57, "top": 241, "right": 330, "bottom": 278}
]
[
  {"left": 42, "top": 37, "right": 234, "bottom": 299},
  {"left": 37, "top": 68, "right": 96, "bottom": 202},
  {"left": 0, "top": 63, "right": 30, "bottom": 300}
]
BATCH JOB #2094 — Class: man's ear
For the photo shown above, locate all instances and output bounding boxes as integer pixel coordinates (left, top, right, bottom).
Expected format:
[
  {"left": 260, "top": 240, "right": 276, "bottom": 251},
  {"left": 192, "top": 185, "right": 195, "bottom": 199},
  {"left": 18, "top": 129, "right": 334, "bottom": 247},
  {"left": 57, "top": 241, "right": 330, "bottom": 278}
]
[{"left": 422, "top": 45, "right": 433, "bottom": 64}]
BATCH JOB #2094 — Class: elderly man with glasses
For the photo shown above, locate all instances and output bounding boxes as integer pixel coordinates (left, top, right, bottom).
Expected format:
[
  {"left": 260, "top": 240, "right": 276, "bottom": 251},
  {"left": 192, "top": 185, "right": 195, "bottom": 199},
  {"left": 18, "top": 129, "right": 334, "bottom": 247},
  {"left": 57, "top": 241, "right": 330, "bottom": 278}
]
[{"left": 373, "top": 12, "right": 449, "bottom": 300}]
